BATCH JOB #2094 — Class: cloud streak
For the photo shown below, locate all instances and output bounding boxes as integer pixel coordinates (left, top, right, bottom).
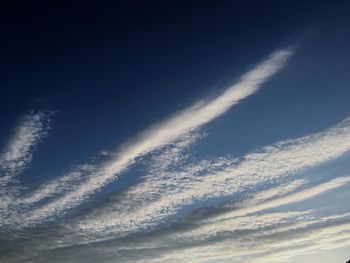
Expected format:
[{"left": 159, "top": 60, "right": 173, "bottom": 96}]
[
  {"left": 73, "top": 117, "right": 350, "bottom": 238},
  {"left": 20, "top": 46, "right": 295, "bottom": 224},
  {"left": 207, "top": 175, "right": 350, "bottom": 222},
  {"left": 0, "top": 110, "right": 52, "bottom": 179},
  {"left": 2, "top": 44, "right": 350, "bottom": 263},
  {"left": 0, "top": 110, "right": 52, "bottom": 214}
]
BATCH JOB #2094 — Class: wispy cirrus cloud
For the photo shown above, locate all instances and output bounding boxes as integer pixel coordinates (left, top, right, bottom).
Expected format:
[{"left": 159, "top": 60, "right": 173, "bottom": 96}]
[
  {"left": 170, "top": 176, "right": 350, "bottom": 244},
  {"left": 16, "top": 46, "right": 295, "bottom": 224},
  {"left": 91, "top": 210, "right": 349, "bottom": 263},
  {"left": 14, "top": 209, "right": 349, "bottom": 263},
  {"left": 2, "top": 43, "right": 350, "bottom": 263},
  {"left": 71, "top": 117, "right": 350, "bottom": 239},
  {"left": 206, "top": 175, "right": 350, "bottom": 223},
  {"left": 151, "top": 215, "right": 350, "bottom": 263},
  {"left": 0, "top": 110, "right": 53, "bottom": 214},
  {"left": 0, "top": 110, "right": 52, "bottom": 179}
]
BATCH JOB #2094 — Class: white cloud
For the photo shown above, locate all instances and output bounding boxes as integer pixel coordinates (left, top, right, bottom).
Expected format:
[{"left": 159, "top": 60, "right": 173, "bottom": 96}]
[
  {"left": 0, "top": 110, "right": 52, "bottom": 214},
  {"left": 0, "top": 110, "right": 52, "bottom": 179},
  {"left": 2, "top": 43, "right": 350, "bottom": 263},
  {"left": 73, "top": 117, "right": 350, "bottom": 237},
  {"left": 19, "top": 46, "right": 294, "bottom": 224},
  {"left": 207, "top": 176, "right": 350, "bottom": 222},
  {"left": 146, "top": 213, "right": 350, "bottom": 263},
  {"left": 167, "top": 177, "right": 350, "bottom": 244}
]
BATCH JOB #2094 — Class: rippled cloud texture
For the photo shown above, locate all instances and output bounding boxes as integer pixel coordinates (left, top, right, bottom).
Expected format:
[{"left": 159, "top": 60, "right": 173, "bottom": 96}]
[{"left": 1, "top": 45, "right": 350, "bottom": 263}]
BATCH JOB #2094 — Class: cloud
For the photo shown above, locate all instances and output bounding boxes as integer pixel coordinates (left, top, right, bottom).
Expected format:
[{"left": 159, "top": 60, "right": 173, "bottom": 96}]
[
  {"left": 158, "top": 176, "right": 350, "bottom": 247},
  {"left": 244, "top": 217, "right": 350, "bottom": 263},
  {"left": 0, "top": 50, "right": 350, "bottom": 262},
  {"left": 0, "top": 110, "right": 53, "bottom": 214},
  {"left": 206, "top": 175, "right": 350, "bottom": 222},
  {"left": 133, "top": 212, "right": 350, "bottom": 263},
  {"left": 0, "top": 110, "right": 52, "bottom": 179},
  {"left": 2, "top": 41, "right": 350, "bottom": 263},
  {"left": 9, "top": 210, "right": 350, "bottom": 263},
  {"left": 72, "top": 117, "right": 350, "bottom": 238},
  {"left": 19, "top": 46, "right": 295, "bottom": 224}
]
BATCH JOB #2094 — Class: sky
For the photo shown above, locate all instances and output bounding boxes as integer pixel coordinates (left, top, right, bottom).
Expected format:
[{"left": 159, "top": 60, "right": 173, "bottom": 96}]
[{"left": 1, "top": 1, "right": 350, "bottom": 262}]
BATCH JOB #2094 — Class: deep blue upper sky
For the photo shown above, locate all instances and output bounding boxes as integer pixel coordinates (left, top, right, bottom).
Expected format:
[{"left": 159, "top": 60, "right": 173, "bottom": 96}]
[
  {"left": 1, "top": 1, "right": 350, "bottom": 263},
  {"left": 1, "top": 1, "right": 349, "bottom": 175}
]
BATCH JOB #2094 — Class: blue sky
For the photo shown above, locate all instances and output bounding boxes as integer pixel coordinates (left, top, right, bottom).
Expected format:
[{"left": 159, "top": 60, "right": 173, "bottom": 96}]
[{"left": 1, "top": 1, "right": 350, "bottom": 263}]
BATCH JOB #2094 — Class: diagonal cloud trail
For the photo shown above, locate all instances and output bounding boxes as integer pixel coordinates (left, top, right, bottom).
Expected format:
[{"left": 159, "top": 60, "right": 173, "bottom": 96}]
[
  {"left": 206, "top": 176, "right": 350, "bottom": 223},
  {"left": 0, "top": 110, "right": 52, "bottom": 180},
  {"left": 22, "top": 46, "right": 295, "bottom": 223},
  {"left": 103, "top": 46, "right": 294, "bottom": 173},
  {"left": 74, "top": 117, "right": 350, "bottom": 237},
  {"left": 0, "top": 110, "right": 53, "bottom": 222},
  {"left": 176, "top": 176, "right": 350, "bottom": 241},
  {"left": 150, "top": 214, "right": 350, "bottom": 263}
]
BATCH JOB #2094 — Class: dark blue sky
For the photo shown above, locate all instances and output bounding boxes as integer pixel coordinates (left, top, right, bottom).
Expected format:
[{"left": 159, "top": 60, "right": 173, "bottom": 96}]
[
  {"left": 1, "top": 1, "right": 350, "bottom": 263},
  {"left": 1, "top": 1, "right": 349, "bottom": 173}
]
